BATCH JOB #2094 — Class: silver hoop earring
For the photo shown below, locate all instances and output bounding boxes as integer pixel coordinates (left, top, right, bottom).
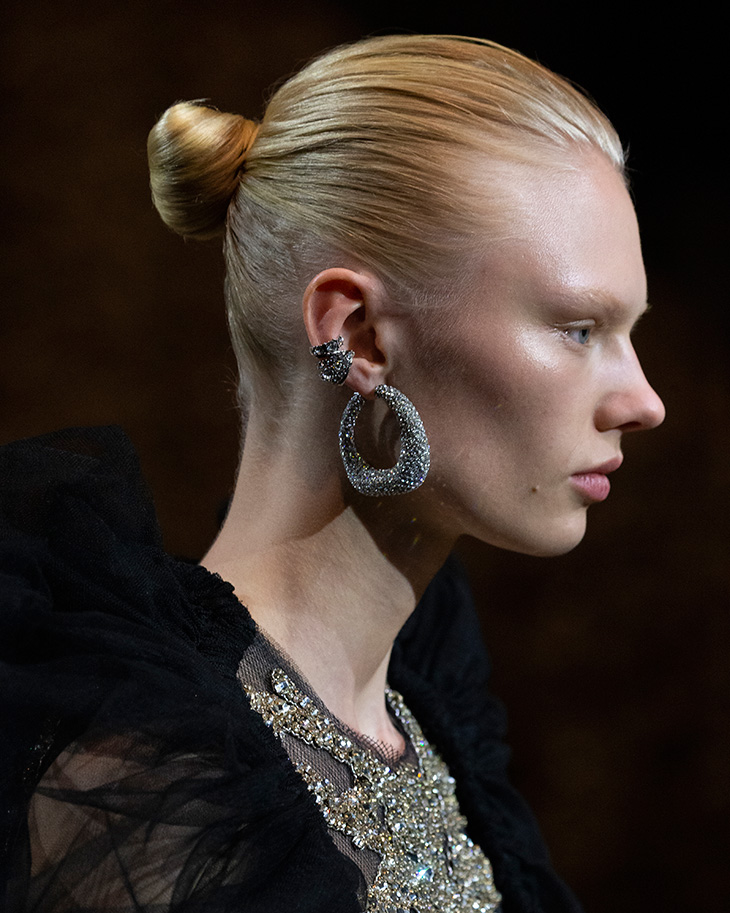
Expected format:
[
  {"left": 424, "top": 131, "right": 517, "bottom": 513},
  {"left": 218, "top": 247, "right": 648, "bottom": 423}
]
[
  {"left": 339, "top": 384, "right": 430, "bottom": 496},
  {"left": 310, "top": 336, "right": 354, "bottom": 386}
]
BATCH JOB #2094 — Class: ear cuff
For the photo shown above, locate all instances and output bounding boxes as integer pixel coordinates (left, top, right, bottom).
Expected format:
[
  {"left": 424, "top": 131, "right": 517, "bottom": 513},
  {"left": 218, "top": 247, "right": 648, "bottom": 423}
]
[{"left": 310, "top": 336, "right": 354, "bottom": 386}]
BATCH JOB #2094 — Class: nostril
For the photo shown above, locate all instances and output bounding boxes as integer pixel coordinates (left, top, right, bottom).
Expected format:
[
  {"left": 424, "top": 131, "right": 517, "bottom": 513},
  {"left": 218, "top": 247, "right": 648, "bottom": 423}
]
[{"left": 619, "top": 420, "right": 646, "bottom": 433}]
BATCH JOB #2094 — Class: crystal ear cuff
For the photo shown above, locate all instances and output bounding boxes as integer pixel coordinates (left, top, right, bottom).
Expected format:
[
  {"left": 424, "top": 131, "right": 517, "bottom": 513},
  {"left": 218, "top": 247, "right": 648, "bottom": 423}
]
[{"left": 310, "top": 336, "right": 354, "bottom": 386}]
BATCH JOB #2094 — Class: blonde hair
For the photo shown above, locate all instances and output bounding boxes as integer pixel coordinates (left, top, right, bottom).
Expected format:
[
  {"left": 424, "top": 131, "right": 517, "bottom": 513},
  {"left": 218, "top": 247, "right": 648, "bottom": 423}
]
[{"left": 148, "top": 35, "right": 624, "bottom": 407}]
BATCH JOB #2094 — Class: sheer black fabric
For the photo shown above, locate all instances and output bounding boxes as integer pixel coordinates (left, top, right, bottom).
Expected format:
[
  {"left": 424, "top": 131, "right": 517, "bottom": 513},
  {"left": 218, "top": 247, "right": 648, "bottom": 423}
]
[{"left": 0, "top": 427, "right": 583, "bottom": 912}]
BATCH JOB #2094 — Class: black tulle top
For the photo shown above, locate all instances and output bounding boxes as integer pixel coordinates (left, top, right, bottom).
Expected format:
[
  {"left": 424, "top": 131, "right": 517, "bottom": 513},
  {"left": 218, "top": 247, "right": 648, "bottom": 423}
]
[{"left": 0, "top": 427, "right": 583, "bottom": 912}]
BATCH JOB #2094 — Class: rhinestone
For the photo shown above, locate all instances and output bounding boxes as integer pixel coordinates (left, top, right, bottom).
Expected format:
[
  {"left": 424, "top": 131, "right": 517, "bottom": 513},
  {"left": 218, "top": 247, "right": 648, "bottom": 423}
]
[{"left": 239, "top": 667, "right": 502, "bottom": 912}]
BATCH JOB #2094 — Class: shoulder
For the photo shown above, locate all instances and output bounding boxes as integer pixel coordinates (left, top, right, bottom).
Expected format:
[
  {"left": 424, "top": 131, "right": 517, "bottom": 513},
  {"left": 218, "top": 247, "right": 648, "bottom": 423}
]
[
  {"left": 0, "top": 431, "right": 360, "bottom": 908},
  {"left": 0, "top": 425, "right": 249, "bottom": 657},
  {"left": 0, "top": 427, "right": 258, "bottom": 830},
  {"left": 0, "top": 426, "right": 160, "bottom": 545}
]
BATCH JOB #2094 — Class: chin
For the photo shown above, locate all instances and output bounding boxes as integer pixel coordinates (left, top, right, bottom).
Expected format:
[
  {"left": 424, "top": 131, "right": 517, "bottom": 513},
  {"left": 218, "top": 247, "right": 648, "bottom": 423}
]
[
  {"left": 477, "top": 512, "right": 588, "bottom": 558},
  {"left": 523, "top": 536, "right": 586, "bottom": 558},
  {"left": 524, "top": 516, "right": 588, "bottom": 557}
]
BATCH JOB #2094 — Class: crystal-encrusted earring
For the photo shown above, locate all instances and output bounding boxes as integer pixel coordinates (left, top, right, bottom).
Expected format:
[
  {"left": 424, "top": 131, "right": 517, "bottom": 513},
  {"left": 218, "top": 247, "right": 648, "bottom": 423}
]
[
  {"left": 310, "top": 337, "right": 430, "bottom": 496},
  {"left": 339, "top": 385, "right": 430, "bottom": 496},
  {"left": 310, "top": 336, "right": 354, "bottom": 386}
]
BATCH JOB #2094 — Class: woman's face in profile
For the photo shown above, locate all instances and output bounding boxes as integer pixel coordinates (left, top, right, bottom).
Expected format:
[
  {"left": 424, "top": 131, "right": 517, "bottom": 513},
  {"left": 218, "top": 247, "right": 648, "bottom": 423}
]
[{"left": 400, "top": 150, "right": 665, "bottom": 556}]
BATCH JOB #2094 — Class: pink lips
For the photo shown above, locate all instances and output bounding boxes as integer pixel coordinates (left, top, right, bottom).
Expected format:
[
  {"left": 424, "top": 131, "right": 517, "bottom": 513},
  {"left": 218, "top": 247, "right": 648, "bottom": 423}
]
[{"left": 570, "top": 457, "right": 623, "bottom": 503}]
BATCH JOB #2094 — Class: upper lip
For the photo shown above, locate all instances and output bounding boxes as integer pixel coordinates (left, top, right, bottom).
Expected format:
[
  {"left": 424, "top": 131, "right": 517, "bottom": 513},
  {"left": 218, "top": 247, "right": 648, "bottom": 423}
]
[{"left": 573, "top": 456, "right": 623, "bottom": 475}]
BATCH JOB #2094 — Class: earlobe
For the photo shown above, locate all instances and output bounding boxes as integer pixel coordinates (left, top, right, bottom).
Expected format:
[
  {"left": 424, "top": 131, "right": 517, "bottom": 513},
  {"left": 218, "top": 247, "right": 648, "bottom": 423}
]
[{"left": 302, "top": 268, "right": 388, "bottom": 397}]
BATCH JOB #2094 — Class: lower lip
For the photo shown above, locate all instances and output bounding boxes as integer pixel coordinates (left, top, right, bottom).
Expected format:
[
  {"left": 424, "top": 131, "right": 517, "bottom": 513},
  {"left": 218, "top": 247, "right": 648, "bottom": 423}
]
[{"left": 571, "top": 473, "right": 611, "bottom": 502}]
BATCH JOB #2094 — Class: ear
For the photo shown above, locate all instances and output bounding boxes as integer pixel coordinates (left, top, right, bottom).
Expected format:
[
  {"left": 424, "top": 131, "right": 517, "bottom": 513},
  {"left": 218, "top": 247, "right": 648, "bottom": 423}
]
[{"left": 302, "top": 268, "right": 388, "bottom": 397}]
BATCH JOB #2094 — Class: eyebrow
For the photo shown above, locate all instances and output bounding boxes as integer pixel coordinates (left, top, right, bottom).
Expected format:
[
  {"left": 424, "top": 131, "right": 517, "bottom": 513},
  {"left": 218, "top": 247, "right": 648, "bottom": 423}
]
[{"left": 556, "top": 290, "right": 650, "bottom": 321}]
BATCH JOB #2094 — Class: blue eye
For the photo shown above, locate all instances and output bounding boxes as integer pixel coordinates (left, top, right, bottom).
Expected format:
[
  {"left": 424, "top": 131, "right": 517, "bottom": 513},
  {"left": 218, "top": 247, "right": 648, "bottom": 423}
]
[{"left": 567, "top": 326, "right": 592, "bottom": 345}]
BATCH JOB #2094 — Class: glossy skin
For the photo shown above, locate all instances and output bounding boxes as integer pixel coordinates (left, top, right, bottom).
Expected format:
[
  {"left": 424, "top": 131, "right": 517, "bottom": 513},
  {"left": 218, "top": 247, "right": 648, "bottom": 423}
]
[
  {"left": 206, "top": 151, "right": 665, "bottom": 746},
  {"left": 393, "top": 152, "right": 666, "bottom": 556}
]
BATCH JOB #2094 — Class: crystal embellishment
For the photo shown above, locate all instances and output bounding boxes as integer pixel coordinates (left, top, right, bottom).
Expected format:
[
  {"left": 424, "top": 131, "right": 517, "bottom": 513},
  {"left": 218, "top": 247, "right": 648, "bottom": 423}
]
[
  {"left": 339, "top": 384, "right": 430, "bottom": 497},
  {"left": 310, "top": 335, "right": 355, "bottom": 385},
  {"left": 240, "top": 666, "right": 502, "bottom": 912}
]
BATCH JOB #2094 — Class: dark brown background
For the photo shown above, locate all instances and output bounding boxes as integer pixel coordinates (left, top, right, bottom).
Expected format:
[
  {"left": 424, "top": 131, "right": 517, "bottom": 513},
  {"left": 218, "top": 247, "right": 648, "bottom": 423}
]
[{"left": 1, "top": 2, "right": 728, "bottom": 910}]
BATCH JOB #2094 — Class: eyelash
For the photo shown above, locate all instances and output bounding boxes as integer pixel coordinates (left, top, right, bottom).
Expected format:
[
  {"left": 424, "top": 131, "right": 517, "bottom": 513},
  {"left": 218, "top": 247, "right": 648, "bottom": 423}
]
[
  {"left": 567, "top": 326, "right": 592, "bottom": 345},
  {"left": 558, "top": 323, "right": 595, "bottom": 346}
]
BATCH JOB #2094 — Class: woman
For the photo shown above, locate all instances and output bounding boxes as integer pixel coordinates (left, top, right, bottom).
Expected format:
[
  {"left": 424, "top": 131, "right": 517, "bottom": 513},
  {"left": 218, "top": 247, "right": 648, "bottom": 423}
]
[{"left": 1, "top": 34, "right": 663, "bottom": 912}]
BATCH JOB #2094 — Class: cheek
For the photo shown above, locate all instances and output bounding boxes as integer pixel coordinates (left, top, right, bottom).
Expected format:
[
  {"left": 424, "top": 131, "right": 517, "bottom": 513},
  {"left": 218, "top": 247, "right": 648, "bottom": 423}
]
[
  {"left": 401, "top": 317, "right": 579, "bottom": 480},
  {"left": 513, "top": 326, "right": 565, "bottom": 372},
  {"left": 437, "top": 329, "right": 562, "bottom": 442},
  {"left": 474, "top": 331, "right": 587, "bottom": 457},
  {"left": 419, "top": 340, "right": 547, "bottom": 486}
]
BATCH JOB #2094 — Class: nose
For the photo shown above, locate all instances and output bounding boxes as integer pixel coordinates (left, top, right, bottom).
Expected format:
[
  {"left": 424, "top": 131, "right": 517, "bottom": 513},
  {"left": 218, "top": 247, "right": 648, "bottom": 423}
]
[{"left": 594, "top": 349, "right": 666, "bottom": 433}]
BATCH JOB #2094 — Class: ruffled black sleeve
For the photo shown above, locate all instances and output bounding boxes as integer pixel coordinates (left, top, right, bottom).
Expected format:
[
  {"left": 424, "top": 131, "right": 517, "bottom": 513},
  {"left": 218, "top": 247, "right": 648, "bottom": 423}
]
[{"left": 0, "top": 428, "right": 362, "bottom": 912}]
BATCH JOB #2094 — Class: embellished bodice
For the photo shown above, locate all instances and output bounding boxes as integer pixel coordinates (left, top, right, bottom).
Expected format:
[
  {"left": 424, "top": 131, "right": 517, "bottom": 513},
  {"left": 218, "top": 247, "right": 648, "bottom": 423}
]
[{"left": 237, "top": 631, "right": 502, "bottom": 913}]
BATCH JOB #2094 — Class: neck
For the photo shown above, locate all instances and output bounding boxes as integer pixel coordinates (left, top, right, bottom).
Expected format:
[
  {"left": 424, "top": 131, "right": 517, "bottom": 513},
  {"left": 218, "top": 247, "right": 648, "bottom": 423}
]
[{"left": 202, "top": 409, "right": 453, "bottom": 750}]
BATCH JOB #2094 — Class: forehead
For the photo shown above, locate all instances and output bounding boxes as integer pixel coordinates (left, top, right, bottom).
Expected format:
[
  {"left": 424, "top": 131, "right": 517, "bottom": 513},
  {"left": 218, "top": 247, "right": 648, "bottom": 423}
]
[{"left": 479, "top": 151, "right": 647, "bottom": 310}]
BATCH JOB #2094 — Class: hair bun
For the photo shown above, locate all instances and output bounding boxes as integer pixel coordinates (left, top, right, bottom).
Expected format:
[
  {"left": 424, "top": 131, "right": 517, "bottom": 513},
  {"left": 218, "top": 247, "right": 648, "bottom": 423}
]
[{"left": 147, "top": 101, "right": 259, "bottom": 240}]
